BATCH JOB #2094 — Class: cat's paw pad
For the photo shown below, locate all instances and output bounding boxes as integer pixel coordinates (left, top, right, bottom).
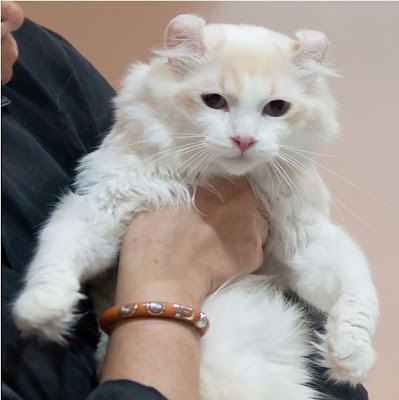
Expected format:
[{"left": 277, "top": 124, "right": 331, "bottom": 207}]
[
  {"left": 13, "top": 285, "right": 84, "bottom": 343},
  {"left": 321, "top": 322, "right": 375, "bottom": 384}
]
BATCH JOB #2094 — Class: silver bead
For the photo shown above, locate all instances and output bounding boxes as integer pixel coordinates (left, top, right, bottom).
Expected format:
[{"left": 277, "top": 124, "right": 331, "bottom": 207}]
[
  {"left": 147, "top": 302, "right": 165, "bottom": 315},
  {"left": 173, "top": 304, "right": 194, "bottom": 320},
  {"left": 118, "top": 303, "right": 138, "bottom": 317},
  {"left": 194, "top": 312, "right": 209, "bottom": 329}
]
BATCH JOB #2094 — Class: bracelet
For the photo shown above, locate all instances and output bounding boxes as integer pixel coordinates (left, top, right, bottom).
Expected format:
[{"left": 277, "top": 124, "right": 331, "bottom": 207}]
[{"left": 99, "top": 301, "right": 210, "bottom": 337}]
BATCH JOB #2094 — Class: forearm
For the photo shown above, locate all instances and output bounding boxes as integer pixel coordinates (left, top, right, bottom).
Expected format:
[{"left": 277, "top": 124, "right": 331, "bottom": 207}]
[
  {"left": 101, "top": 318, "right": 201, "bottom": 400},
  {"left": 100, "top": 215, "right": 205, "bottom": 399}
]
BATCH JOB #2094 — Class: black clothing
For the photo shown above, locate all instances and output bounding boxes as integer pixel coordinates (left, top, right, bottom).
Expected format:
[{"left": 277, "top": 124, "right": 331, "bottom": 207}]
[
  {"left": 1, "top": 18, "right": 165, "bottom": 400},
  {"left": 1, "top": 18, "right": 367, "bottom": 400},
  {"left": 87, "top": 381, "right": 166, "bottom": 400}
]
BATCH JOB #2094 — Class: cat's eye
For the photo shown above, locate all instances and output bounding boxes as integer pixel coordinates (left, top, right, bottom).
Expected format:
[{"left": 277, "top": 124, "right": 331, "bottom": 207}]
[
  {"left": 263, "top": 100, "right": 291, "bottom": 117},
  {"left": 201, "top": 94, "right": 228, "bottom": 110}
]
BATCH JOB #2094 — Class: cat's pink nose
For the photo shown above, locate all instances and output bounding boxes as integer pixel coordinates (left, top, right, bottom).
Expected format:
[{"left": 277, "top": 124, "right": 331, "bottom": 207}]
[{"left": 231, "top": 136, "right": 257, "bottom": 153}]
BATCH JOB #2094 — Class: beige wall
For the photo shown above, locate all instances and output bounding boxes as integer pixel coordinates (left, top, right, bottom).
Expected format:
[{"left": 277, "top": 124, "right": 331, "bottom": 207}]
[{"left": 20, "top": 2, "right": 399, "bottom": 398}]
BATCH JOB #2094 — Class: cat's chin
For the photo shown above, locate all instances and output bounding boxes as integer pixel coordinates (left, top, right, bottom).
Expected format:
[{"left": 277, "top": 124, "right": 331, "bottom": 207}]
[{"left": 215, "top": 156, "right": 258, "bottom": 176}]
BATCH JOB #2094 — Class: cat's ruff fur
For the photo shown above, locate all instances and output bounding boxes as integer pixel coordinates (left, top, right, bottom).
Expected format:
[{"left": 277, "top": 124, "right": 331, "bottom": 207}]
[{"left": 13, "top": 15, "right": 378, "bottom": 399}]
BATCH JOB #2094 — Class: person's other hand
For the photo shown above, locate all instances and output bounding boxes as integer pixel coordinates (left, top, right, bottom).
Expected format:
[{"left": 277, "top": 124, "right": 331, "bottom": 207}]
[
  {"left": 116, "top": 177, "right": 269, "bottom": 307},
  {"left": 1, "top": 1, "right": 24, "bottom": 85}
]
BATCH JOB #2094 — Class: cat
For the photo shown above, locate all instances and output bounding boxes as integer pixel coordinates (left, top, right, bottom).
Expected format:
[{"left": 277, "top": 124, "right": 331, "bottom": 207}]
[{"left": 13, "top": 14, "right": 378, "bottom": 399}]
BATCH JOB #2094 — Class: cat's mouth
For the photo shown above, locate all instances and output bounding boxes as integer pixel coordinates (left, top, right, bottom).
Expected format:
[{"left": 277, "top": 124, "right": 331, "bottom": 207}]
[
  {"left": 217, "top": 154, "right": 257, "bottom": 175},
  {"left": 222, "top": 154, "right": 251, "bottom": 162}
]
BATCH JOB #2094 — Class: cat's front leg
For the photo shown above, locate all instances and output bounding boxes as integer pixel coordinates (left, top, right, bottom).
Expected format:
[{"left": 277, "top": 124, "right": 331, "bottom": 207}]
[
  {"left": 270, "top": 216, "right": 378, "bottom": 384},
  {"left": 13, "top": 192, "right": 126, "bottom": 343}
]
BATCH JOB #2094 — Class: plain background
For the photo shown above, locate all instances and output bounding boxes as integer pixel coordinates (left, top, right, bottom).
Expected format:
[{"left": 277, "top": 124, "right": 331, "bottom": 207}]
[{"left": 19, "top": 1, "right": 399, "bottom": 398}]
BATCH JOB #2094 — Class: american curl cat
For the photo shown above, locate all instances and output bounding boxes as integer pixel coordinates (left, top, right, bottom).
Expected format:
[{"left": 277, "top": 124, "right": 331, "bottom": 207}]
[{"left": 13, "top": 15, "right": 378, "bottom": 399}]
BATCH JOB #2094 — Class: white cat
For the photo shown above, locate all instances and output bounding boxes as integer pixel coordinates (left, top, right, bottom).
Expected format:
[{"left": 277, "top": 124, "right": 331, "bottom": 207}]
[{"left": 13, "top": 15, "right": 378, "bottom": 399}]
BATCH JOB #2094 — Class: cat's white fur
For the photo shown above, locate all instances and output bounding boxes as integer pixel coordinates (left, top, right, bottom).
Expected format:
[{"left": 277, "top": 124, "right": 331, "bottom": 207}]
[{"left": 13, "top": 15, "right": 378, "bottom": 399}]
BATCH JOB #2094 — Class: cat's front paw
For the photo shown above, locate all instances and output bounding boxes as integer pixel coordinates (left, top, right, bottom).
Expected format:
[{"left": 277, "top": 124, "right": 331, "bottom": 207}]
[
  {"left": 321, "top": 320, "right": 375, "bottom": 384},
  {"left": 13, "top": 284, "right": 84, "bottom": 343}
]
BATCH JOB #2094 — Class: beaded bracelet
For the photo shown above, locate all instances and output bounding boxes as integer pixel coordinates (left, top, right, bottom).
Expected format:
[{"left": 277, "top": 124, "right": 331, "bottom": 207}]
[{"left": 100, "top": 301, "right": 210, "bottom": 337}]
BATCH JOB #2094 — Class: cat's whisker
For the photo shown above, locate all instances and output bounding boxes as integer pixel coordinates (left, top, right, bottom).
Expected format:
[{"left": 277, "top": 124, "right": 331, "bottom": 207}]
[
  {"left": 143, "top": 142, "right": 206, "bottom": 169},
  {"left": 280, "top": 144, "right": 349, "bottom": 158},
  {"left": 278, "top": 152, "right": 355, "bottom": 226},
  {"left": 275, "top": 155, "right": 308, "bottom": 209},
  {"left": 272, "top": 159, "right": 296, "bottom": 196},
  {"left": 202, "top": 153, "right": 215, "bottom": 172},
  {"left": 187, "top": 151, "right": 214, "bottom": 185},
  {"left": 265, "top": 166, "right": 275, "bottom": 199},
  {"left": 276, "top": 152, "right": 309, "bottom": 173},
  {"left": 191, "top": 188, "right": 208, "bottom": 217},
  {"left": 190, "top": 154, "right": 224, "bottom": 201},
  {"left": 201, "top": 184, "right": 224, "bottom": 204},
  {"left": 168, "top": 146, "right": 208, "bottom": 178},
  {"left": 183, "top": 150, "right": 210, "bottom": 185},
  {"left": 108, "top": 139, "right": 162, "bottom": 151},
  {"left": 141, "top": 146, "right": 187, "bottom": 164},
  {"left": 143, "top": 148, "right": 199, "bottom": 172},
  {"left": 188, "top": 154, "right": 218, "bottom": 214},
  {"left": 279, "top": 154, "right": 334, "bottom": 212},
  {"left": 178, "top": 150, "right": 207, "bottom": 184},
  {"left": 275, "top": 158, "right": 307, "bottom": 210},
  {"left": 196, "top": 153, "right": 215, "bottom": 184},
  {"left": 282, "top": 146, "right": 393, "bottom": 209},
  {"left": 278, "top": 152, "right": 345, "bottom": 223},
  {"left": 109, "top": 135, "right": 205, "bottom": 153},
  {"left": 145, "top": 151, "right": 206, "bottom": 177},
  {"left": 329, "top": 191, "right": 375, "bottom": 229},
  {"left": 172, "top": 134, "right": 206, "bottom": 139},
  {"left": 269, "top": 160, "right": 289, "bottom": 197},
  {"left": 145, "top": 141, "right": 205, "bottom": 161}
]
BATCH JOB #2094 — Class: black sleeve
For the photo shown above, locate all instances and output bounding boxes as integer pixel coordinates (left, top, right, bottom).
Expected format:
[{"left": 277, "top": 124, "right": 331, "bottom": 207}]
[
  {"left": 2, "top": 17, "right": 116, "bottom": 274},
  {"left": 2, "top": 18, "right": 116, "bottom": 400},
  {"left": 87, "top": 380, "right": 167, "bottom": 400}
]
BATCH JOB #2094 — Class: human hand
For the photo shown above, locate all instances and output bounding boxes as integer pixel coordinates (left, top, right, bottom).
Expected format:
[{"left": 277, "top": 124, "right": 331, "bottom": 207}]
[
  {"left": 115, "top": 177, "right": 269, "bottom": 308},
  {"left": 1, "top": 1, "right": 24, "bottom": 85},
  {"left": 102, "top": 178, "right": 268, "bottom": 397}
]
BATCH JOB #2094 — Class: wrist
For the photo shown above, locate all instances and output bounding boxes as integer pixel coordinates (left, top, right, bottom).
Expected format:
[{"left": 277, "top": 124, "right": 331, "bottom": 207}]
[{"left": 114, "top": 279, "right": 205, "bottom": 310}]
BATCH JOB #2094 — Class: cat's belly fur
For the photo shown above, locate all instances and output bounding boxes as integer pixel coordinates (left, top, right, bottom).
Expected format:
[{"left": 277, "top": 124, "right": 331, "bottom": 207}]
[{"left": 91, "top": 274, "right": 317, "bottom": 400}]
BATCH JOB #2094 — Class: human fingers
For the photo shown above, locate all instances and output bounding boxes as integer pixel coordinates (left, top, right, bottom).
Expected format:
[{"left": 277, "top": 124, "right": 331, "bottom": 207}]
[
  {"left": 1, "top": 1, "right": 24, "bottom": 38},
  {"left": 1, "top": 33, "right": 18, "bottom": 85}
]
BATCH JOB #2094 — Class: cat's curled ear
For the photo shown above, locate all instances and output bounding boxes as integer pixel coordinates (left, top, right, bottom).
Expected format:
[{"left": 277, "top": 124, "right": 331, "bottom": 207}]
[
  {"left": 165, "top": 14, "right": 205, "bottom": 52},
  {"left": 163, "top": 14, "right": 206, "bottom": 74},
  {"left": 293, "top": 30, "right": 329, "bottom": 64},
  {"left": 291, "top": 30, "right": 337, "bottom": 78}
]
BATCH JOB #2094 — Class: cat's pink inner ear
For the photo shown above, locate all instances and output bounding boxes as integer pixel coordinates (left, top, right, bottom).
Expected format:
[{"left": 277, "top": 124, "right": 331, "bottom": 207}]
[
  {"left": 292, "top": 30, "right": 329, "bottom": 64},
  {"left": 165, "top": 14, "right": 206, "bottom": 53}
]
